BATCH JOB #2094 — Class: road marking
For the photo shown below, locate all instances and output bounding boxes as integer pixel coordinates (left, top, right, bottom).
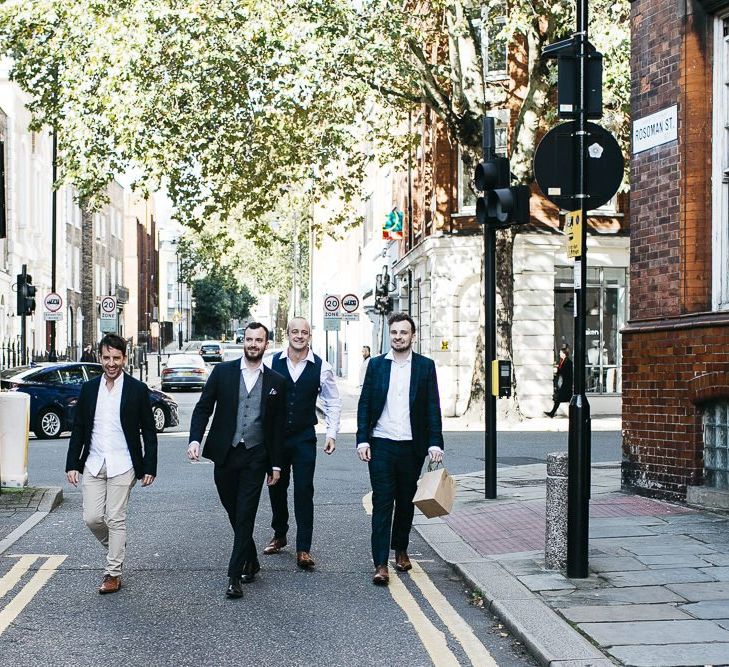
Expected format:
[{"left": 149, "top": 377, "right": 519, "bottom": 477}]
[
  {"left": 387, "top": 569, "right": 461, "bottom": 666},
  {"left": 0, "top": 555, "right": 40, "bottom": 599},
  {"left": 0, "top": 555, "right": 67, "bottom": 636},
  {"left": 409, "top": 561, "right": 497, "bottom": 666}
]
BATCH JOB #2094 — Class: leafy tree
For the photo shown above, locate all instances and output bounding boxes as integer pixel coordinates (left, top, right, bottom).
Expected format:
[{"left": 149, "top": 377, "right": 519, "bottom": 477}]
[{"left": 191, "top": 271, "right": 257, "bottom": 338}]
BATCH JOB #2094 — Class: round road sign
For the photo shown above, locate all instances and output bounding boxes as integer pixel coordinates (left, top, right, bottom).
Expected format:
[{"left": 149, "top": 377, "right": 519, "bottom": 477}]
[
  {"left": 44, "top": 292, "right": 63, "bottom": 313},
  {"left": 341, "top": 294, "right": 360, "bottom": 313},
  {"left": 324, "top": 295, "right": 340, "bottom": 312},
  {"left": 101, "top": 296, "right": 117, "bottom": 314}
]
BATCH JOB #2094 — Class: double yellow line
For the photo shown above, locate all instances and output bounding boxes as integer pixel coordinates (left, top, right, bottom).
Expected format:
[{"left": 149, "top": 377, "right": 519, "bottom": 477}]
[
  {"left": 363, "top": 492, "right": 496, "bottom": 666},
  {"left": 0, "top": 554, "right": 67, "bottom": 636}
]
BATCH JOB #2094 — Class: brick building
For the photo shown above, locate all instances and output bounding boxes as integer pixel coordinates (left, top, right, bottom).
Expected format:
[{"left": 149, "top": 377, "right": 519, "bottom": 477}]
[{"left": 622, "top": 0, "right": 729, "bottom": 504}]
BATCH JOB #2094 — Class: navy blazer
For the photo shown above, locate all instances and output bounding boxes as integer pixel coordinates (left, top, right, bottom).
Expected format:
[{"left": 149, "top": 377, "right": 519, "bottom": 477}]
[
  {"left": 188, "top": 359, "right": 286, "bottom": 470},
  {"left": 357, "top": 352, "right": 444, "bottom": 458},
  {"left": 65, "top": 373, "right": 158, "bottom": 479}
]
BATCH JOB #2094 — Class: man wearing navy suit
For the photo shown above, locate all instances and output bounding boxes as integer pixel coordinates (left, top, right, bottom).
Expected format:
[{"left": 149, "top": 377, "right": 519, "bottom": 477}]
[
  {"left": 187, "top": 322, "right": 286, "bottom": 598},
  {"left": 65, "top": 333, "right": 157, "bottom": 595},
  {"left": 357, "top": 313, "right": 444, "bottom": 585}
]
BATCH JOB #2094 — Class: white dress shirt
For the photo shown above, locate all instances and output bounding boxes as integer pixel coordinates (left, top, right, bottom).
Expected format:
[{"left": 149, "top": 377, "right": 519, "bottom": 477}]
[
  {"left": 85, "top": 373, "right": 133, "bottom": 478},
  {"left": 265, "top": 347, "right": 341, "bottom": 440},
  {"left": 358, "top": 350, "right": 443, "bottom": 455},
  {"left": 241, "top": 360, "right": 264, "bottom": 393}
]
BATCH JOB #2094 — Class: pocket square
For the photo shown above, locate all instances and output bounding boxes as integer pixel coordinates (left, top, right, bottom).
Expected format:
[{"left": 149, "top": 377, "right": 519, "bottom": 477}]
[{"left": 269, "top": 388, "right": 278, "bottom": 395}]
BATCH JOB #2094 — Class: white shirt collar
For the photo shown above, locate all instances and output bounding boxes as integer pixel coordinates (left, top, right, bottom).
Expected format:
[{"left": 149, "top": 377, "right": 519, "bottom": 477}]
[
  {"left": 281, "top": 347, "right": 315, "bottom": 363},
  {"left": 385, "top": 350, "right": 413, "bottom": 364},
  {"left": 241, "top": 360, "right": 264, "bottom": 374},
  {"left": 102, "top": 372, "right": 125, "bottom": 388}
]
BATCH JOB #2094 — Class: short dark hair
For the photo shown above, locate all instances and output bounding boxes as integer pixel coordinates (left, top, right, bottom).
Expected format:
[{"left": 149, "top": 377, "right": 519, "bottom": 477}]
[
  {"left": 363, "top": 345, "right": 371, "bottom": 353},
  {"left": 245, "top": 321, "right": 269, "bottom": 339},
  {"left": 560, "top": 344, "right": 570, "bottom": 356},
  {"left": 98, "top": 334, "right": 127, "bottom": 357},
  {"left": 388, "top": 312, "right": 416, "bottom": 334}
]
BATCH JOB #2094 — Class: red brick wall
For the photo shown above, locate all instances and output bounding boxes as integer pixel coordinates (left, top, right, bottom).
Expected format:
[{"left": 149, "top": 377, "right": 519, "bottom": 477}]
[{"left": 624, "top": 0, "right": 729, "bottom": 500}]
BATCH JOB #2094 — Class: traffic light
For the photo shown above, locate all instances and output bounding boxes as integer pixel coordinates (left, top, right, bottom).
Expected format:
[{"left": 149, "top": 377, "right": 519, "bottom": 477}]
[
  {"left": 474, "top": 117, "right": 531, "bottom": 227},
  {"left": 374, "top": 278, "right": 392, "bottom": 314},
  {"left": 16, "top": 272, "right": 36, "bottom": 316}
]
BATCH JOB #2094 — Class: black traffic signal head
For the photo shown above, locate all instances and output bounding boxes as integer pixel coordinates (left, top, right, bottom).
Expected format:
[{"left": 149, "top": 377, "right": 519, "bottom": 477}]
[
  {"left": 16, "top": 272, "right": 36, "bottom": 316},
  {"left": 476, "top": 185, "right": 531, "bottom": 227},
  {"left": 474, "top": 156, "right": 510, "bottom": 192}
]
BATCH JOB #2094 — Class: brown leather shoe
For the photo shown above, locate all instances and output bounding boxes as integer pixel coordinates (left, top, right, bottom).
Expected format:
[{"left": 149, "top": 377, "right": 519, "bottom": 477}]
[
  {"left": 263, "top": 537, "right": 287, "bottom": 555},
  {"left": 372, "top": 565, "right": 389, "bottom": 585},
  {"left": 98, "top": 574, "right": 121, "bottom": 594},
  {"left": 395, "top": 551, "right": 412, "bottom": 572},
  {"left": 296, "top": 551, "right": 315, "bottom": 569}
]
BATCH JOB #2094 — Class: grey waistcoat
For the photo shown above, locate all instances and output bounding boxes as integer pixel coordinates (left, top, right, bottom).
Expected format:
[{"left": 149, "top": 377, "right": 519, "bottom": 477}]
[{"left": 231, "top": 372, "right": 264, "bottom": 449}]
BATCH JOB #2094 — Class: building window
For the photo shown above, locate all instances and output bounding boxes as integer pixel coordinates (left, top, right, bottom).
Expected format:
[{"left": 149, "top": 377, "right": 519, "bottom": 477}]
[
  {"left": 458, "top": 110, "right": 509, "bottom": 213},
  {"left": 554, "top": 266, "right": 627, "bottom": 394},
  {"left": 481, "top": 6, "right": 508, "bottom": 79},
  {"left": 704, "top": 401, "right": 729, "bottom": 490},
  {"left": 712, "top": 16, "right": 729, "bottom": 310}
]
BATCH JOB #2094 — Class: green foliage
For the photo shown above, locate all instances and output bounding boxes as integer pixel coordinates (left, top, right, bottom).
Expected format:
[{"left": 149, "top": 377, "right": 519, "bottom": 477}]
[{"left": 191, "top": 270, "right": 257, "bottom": 338}]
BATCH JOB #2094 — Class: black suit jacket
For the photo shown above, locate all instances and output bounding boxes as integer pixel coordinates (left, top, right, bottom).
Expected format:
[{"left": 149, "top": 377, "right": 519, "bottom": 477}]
[
  {"left": 65, "top": 373, "right": 158, "bottom": 479},
  {"left": 357, "top": 352, "right": 444, "bottom": 458},
  {"left": 188, "top": 359, "right": 286, "bottom": 470}
]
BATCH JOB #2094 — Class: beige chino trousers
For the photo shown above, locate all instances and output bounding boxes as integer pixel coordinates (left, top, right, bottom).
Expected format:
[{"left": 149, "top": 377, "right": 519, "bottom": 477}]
[{"left": 82, "top": 463, "right": 136, "bottom": 577}]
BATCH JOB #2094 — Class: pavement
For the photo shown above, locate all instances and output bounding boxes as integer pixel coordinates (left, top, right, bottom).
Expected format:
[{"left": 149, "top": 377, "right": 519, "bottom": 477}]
[{"left": 0, "top": 486, "right": 63, "bottom": 555}]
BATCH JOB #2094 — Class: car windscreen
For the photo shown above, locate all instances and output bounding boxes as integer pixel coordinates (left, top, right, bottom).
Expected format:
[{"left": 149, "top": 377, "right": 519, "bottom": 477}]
[{"left": 167, "top": 355, "right": 205, "bottom": 368}]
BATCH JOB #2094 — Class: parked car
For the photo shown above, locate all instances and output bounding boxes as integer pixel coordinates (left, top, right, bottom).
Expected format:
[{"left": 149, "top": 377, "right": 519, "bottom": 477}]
[
  {"left": 0, "top": 362, "right": 179, "bottom": 439},
  {"left": 235, "top": 327, "right": 245, "bottom": 344},
  {"left": 161, "top": 354, "right": 208, "bottom": 391},
  {"left": 199, "top": 342, "right": 223, "bottom": 362}
]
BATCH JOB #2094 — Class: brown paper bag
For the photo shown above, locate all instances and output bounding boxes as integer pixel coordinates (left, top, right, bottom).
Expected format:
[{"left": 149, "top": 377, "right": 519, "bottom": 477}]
[{"left": 412, "top": 466, "right": 457, "bottom": 518}]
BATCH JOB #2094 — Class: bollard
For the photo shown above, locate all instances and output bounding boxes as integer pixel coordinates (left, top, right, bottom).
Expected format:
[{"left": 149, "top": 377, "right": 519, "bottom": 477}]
[
  {"left": 0, "top": 392, "right": 30, "bottom": 488},
  {"left": 545, "top": 451, "right": 568, "bottom": 570}
]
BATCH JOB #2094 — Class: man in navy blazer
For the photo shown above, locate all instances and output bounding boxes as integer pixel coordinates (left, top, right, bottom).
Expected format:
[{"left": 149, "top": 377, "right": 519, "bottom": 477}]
[
  {"left": 357, "top": 312, "right": 444, "bottom": 585},
  {"left": 65, "top": 333, "right": 157, "bottom": 594},
  {"left": 187, "top": 322, "right": 286, "bottom": 598}
]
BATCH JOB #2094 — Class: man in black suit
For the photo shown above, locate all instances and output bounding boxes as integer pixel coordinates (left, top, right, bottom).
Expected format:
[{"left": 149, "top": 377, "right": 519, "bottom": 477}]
[
  {"left": 66, "top": 333, "right": 157, "bottom": 595},
  {"left": 357, "top": 313, "right": 444, "bottom": 585},
  {"left": 187, "top": 322, "right": 286, "bottom": 598}
]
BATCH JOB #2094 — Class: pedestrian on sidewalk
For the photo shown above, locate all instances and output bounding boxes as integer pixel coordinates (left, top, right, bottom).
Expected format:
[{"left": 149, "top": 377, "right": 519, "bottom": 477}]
[
  {"left": 80, "top": 344, "right": 97, "bottom": 362},
  {"left": 262, "top": 317, "right": 341, "bottom": 569},
  {"left": 65, "top": 333, "right": 158, "bottom": 595},
  {"left": 187, "top": 322, "right": 286, "bottom": 599},
  {"left": 359, "top": 345, "right": 371, "bottom": 387},
  {"left": 545, "top": 344, "right": 573, "bottom": 418},
  {"left": 357, "top": 312, "right": 444, "bottom": 586}
]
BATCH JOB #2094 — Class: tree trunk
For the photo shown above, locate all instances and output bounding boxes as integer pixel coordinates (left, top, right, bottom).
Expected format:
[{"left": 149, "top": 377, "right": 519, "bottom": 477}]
[{"left": 81, "top": 202, "right": 95, "bottom": 348}]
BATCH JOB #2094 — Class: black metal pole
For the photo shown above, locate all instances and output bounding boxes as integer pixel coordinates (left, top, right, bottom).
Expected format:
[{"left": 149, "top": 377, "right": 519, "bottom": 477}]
[
  {"left": 483, "top": 116, "right": 497, "bottom": 499},
  {"left": 21, "top": 263, "right": 27, "bottom": 365},
  {"left": 567, "top": 0, "right": 591, "bottom": 578},
  {"left": 49, "top": 129, "right": 58, "bottom": 362},
  {"left": 177, "top": 249, "right": 183, "bottom": 350}
]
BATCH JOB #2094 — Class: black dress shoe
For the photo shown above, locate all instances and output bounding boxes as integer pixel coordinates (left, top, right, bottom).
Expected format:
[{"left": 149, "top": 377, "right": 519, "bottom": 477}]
[
  {"left": 226, "top": 577, "right": 243, "bottom": 598},
  {"left": 241, "top": 561, "right": 261, "bottom": 584}
]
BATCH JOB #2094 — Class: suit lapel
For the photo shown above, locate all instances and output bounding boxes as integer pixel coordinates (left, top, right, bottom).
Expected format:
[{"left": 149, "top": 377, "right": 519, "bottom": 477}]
[
  {"left": 260, "top": 366, "right": 273, "bottom": 419},
  {"left": 409, "top": 353, "right": 420, "bottom": 407},
  {"left": 231, "top": 358, "right": 242, "bottom": 411},
  {"left": 88, "top": 375, "right": 102, "bottom": 422},
  {"left": 119, "top": 372, "right": 131, "bottom": 420}
]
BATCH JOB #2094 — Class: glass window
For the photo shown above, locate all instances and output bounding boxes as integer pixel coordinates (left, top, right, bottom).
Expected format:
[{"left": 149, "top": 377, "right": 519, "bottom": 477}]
[
  {"left": 84, "top": 365, "right": 103, "bottom": 380},
  {"left": 712, "top": 16, "right": 729, "bottom": 310},
  {"left": 58, "top": 366, "right": 86, "bottom": 385},
  {"left": 554, "top": 266, "right": 627, "bottom": 394},
  {"left": 704, "top": 402, "right": 729, "bottom": 490},
  {"left": 481, "top": 7, "right": 508, "bottom": 79},
  {"left": 31, "top": 370, "right": 62, "bottom": 385}
]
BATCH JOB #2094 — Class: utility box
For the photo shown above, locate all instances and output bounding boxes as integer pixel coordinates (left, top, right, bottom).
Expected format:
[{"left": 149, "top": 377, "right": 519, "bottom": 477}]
[
  {"left": 491, "top": 360, "right": 512, "bottom": 398},
  {"left": 0, "top": 392, "right": 30, "bottom": 487}
]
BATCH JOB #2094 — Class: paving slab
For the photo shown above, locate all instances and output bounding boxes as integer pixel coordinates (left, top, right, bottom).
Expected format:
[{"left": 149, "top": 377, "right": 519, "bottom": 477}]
[
  {"left": 579, "top": 619, "right": 729, "bottom": 646},
  {"left": 666, "top": 581, "right": 729, "bottom": 601},
  {"left": 455, "top": 561, "right": 536, "bottom": 601},
  {"left": 589, "top": 556, "right": 647, "bottom": 572},
  {"left": 544, "top": 586, "right": 688, "bottom": 605},
  {"left": 492, "top": 598, "right": 609, "bottom": 664},
  {"left": 593, "top": 535, "right": 714, "bottom": 556},
  {"left": 607, "top": 642, "right": 729, "bottom": 667},
  {"left": 699, "top": 566, "right": 729, "bottom": 581},
  {"left": 425, "top": 538, "right": 484, "bottom": 564},
  {"left": 588, "top": 524, "right": 658, "bottom": 538},
  {"left": 679, "top": 599, "right": 729, "bottom": 619},
  {"left": 601, "top": 567, "right": 715, "bottom": 588},
  {"left": 414, "top": 523, "right": 463, "bottom": 543},
  {"left": 702, "top": 552, "right": 729, "bottom": 566},
  {"left": 558, "top": 604, "right": 692, "bottom": 623},
  {"left": 633, "top": 554, "right": 712, "bottom": 568},
  {"left": 517, "top": 573, "right": 577, "bottom": 591}
]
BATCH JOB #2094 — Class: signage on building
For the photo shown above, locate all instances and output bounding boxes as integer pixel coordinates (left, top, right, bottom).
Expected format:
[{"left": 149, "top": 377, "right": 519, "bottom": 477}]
[
  {"left": 565, "top": 210, "right": 583, "bottom": 258},
  {"left": 100, "top": 295, "right": 118, "bottom": 333},
  {"left": 43, "top": 292, "right": 63, "bottom": 321},
  {"left": 632, "top": 105, "right": 677, "bottom": 154}
]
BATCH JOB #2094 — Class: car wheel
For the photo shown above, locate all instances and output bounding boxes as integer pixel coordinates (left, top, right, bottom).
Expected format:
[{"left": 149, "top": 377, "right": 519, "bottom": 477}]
[
  {"left": 35, "top": 408, "right": 63, "bottom": 439},
  {"left": 152, "top": 404, "right": 167, "bottom": 433}
]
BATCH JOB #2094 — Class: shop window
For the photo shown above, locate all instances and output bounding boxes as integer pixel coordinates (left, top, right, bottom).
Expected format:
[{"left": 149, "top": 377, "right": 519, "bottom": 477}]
[
  {"left": 712, "top": 15, "right": 729, "bottom": 310},
  {"left": 704, "top": 402, "right": 729, "bottom": 491},
  {"left": 554, "top": 266, "right": 627, "bottom": 394}
]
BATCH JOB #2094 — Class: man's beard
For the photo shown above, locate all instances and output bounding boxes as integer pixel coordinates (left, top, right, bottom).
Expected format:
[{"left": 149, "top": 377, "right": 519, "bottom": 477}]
[{"left": 244, "top": 347, "right": 264, "bottom": 362}]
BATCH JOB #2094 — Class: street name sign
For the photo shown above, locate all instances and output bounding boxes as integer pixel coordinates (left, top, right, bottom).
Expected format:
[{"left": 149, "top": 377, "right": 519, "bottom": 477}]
[{"left": 632, "top": 105, "right": 677, "bottom": 154}]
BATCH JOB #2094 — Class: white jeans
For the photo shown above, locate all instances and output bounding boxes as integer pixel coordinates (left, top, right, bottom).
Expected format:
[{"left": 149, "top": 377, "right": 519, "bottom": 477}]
[{"left": 82, "top": 463, "right": 136, "bottom": 577}]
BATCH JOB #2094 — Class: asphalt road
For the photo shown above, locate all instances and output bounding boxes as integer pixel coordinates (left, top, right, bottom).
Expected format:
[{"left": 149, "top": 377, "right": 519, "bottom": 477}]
[{"left": 0, "top": 383, "right": 620, "bottom": 666}]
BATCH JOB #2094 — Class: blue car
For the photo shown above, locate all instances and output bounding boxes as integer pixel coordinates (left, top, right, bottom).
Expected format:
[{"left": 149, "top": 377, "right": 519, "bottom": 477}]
[{"left": 0, "top": 362, "right": 179, "bottom": 439}]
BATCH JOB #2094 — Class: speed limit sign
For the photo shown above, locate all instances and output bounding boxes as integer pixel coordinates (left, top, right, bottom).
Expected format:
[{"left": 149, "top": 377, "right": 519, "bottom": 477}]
[
  {"left": 324, "top": 295, "right": 340, "bottom": 313},
  {"left": 100, "top": 296, "right": 117, "bottom": 319}
]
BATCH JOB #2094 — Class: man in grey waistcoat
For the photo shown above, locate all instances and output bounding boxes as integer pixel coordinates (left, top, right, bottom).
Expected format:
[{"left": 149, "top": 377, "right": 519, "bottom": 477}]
[{"left": 187, "top": 322, "right": 286, "bottom": 598}]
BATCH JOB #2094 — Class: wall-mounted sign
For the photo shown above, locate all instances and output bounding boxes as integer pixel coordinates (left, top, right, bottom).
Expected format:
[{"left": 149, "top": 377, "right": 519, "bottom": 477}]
[{"left": 632, "top": 105, "right": 677, "bottom": 154}]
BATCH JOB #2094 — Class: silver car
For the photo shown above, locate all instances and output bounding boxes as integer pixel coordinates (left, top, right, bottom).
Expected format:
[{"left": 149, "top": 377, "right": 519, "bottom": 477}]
[{"left": 161, "top": 354, "right": 208, "bottom": 391}]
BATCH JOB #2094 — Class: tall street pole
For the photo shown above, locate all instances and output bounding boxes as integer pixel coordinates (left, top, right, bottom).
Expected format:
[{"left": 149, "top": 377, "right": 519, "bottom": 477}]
[
  {"left": 567, "top": 0, "right": 591, "bottom": 578},
  {"left": 49, "top": 129, "right": 58, "bottom": 362}
]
